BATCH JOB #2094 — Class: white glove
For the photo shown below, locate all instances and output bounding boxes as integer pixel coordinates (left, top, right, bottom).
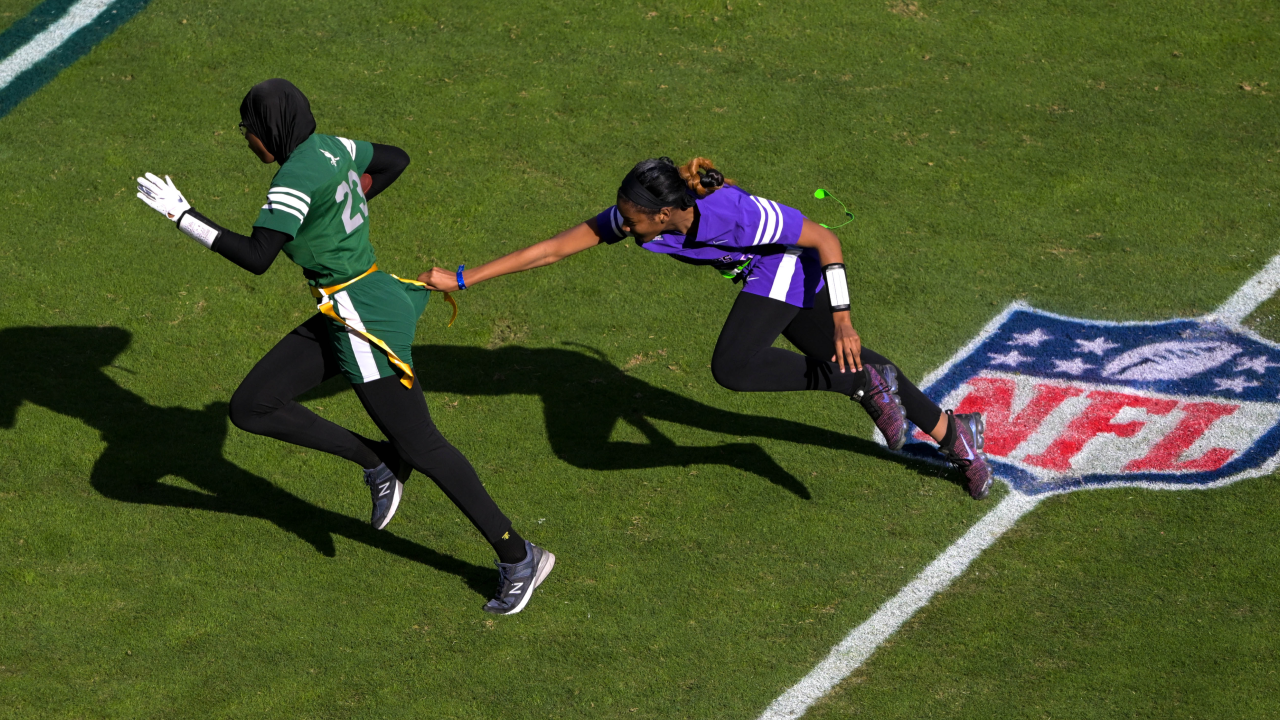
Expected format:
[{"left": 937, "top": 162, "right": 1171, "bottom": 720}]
[{"left": 136, "top": 172, "right": 192, "bottom": 222}]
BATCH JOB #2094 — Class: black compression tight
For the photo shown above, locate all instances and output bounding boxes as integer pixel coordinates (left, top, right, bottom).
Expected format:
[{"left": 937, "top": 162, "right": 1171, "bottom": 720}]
[
  {"left": 228, "top": 315, "right": 521, "bottom": 556},
  {"left": 711, "top": 287, "right": 944, "bottom": 433}
]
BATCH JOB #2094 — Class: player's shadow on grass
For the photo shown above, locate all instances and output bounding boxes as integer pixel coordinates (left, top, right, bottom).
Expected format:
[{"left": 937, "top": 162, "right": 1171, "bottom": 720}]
[
  {"left": 0, "top": 326, "right": 493, "bottom": 597},
  {"left": 337, "top": 343, "right": 946, "bottom": 498}
]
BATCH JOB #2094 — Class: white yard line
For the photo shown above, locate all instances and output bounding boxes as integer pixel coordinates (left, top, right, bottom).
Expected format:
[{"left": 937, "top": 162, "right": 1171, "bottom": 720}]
[
  {"left": 760, "top": 251, "right": 1280, "bottom": 719},
  {"left": 1214, "top": 253, "right": 1280, "bottom": 324},
  {"left": 0, "top": 0, "right": 116, "bottom": 89},
  {"left": 758, "top": 492, "right": 1042, "bottom": 720}
]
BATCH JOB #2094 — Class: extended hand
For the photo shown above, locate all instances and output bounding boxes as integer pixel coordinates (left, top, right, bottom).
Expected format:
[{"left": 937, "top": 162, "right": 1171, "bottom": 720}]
[
  {"left": 136, "top": 172, "right": 192, "bottom": 222},
  {"left": 831, "top": 312, "right": 863, "bottom": 373},
  {"left": 417, "top": 266, "right": 460, "bottom": 292}
]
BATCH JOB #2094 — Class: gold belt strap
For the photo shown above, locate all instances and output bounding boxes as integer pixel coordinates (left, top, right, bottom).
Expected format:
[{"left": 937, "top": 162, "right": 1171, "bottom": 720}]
[
  {"left": 388, "top": 273, "right": 458, "bottom": 328},
  {"left": 310, "top": 265, "right": 458, "bottom": 389}
]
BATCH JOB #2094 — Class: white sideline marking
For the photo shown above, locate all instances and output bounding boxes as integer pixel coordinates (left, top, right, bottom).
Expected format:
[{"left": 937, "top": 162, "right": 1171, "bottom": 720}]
[
  {"left": 1214, "top": 253, "right": 1280, "bottom": 324},
  {"left": 0, "top": 0, "right": 116, "bottom": 90},
  {"left": 762, "top": 251, "right": 1280, "bottom": 719},
  {"left": 758, "top": 492, "right": 1042, "bottom": 720}
]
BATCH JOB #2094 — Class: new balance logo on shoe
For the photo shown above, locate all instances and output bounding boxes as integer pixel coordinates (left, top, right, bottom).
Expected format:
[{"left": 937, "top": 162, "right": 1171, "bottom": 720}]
[
  {"left": 378, "top": 484, "right": 391, "bottom": 497},
  {"left": 509, "top": 582, "right": 524, "bottom": 595}
]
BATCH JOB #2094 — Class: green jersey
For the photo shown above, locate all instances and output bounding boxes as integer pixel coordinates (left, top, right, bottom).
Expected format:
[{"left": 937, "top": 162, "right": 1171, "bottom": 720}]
[{"left": 254, "top": 133, "right": 377, "bottom": 286}]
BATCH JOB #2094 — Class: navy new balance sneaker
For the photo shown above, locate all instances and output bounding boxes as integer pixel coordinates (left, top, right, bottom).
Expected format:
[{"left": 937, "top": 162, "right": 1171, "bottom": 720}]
[
  {"left": 855, "top": 364, "right": 908, "bottom": 451},
  {"left": 940, "top": 410, "right": 993, "bottom": 500},
  {"left": 363, "top": 463, "right": 403, "bottom": 530},
  {"left": 483, "top": 541, "right": 556, "bottom": 615}
]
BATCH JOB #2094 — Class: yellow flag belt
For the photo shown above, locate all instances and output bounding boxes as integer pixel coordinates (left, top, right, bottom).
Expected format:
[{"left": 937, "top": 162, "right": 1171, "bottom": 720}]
[{"left": 310, "top": 264, "right": 457, "bottom": 389}]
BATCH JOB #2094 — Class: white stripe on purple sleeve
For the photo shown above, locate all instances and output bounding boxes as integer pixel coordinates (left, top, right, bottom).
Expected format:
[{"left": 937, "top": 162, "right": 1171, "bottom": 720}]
[
  {"left": 610, "top": 206, "right": 624, "bottom": 238},
  {"left": 750, "top": 195, "right": 770, "bottom": 246},
  {"left": 767, "top": 199, "right": 785, "bottom": 243}
]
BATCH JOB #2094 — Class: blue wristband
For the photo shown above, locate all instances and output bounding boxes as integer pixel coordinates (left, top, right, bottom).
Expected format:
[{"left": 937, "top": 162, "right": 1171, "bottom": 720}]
[{"left": 456, "top": 264, "right": 467, "bottom": 290}]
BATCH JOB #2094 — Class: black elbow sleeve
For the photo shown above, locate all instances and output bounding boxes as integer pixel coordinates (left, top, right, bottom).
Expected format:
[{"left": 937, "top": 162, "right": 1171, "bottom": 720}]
[{"left": 364, "top": 143, "right": 411, "bottom": 200}]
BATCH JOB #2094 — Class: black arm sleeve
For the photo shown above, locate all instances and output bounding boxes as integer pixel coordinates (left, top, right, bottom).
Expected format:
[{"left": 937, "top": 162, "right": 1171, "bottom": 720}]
[
  {"left": 206, "top": 216, "right": 292, "bottom": 275},
  {"left": 363, "top": 143, "right": 410, "bottom": 200}
]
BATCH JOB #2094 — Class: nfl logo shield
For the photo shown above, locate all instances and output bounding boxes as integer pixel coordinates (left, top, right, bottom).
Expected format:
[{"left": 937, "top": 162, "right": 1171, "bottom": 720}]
[{"left": 900, "top": 302, "right": 1280, "bottom": 495}]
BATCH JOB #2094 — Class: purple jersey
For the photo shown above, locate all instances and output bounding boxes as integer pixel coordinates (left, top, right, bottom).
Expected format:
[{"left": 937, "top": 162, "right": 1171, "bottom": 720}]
[{"left": 594, "top": 185, "right": 823, "bottom": 307}]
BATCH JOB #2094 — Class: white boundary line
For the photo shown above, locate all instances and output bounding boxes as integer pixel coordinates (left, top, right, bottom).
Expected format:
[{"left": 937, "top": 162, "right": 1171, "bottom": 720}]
[
  {"left": 759, "top": 491, "right": 1043, "bottom": 720},
  {"left": 1213, "top": 253, "right": 1280, "bottom": 324},
  {"left": 0, "top": 0, "right": 116, "bottom": 89},
  {"left": 759, "top": 252, "right": 1280, "bottom": 719}
]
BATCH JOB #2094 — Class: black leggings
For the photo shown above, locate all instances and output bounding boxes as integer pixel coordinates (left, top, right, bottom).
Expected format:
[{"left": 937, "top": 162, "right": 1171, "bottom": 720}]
[
  {"left": 711, "top": 287, "right": 944, "bottom": 433},
  {"left": 228, "top": 315, "right": 513, "bottom": 545}
]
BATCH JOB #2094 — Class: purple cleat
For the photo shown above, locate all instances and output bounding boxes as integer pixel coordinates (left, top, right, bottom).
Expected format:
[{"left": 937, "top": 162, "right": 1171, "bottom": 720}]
[
  {"left": 940, "top": 410, "right": 993, "bottom": 500},
  {"left": 855, "top": 364, "right": 908, "bottom": 451}
]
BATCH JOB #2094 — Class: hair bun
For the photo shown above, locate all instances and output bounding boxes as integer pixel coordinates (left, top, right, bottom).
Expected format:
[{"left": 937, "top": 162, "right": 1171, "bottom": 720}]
[{"left": 700, "top": 168, "right": 725, "bottom": 189}]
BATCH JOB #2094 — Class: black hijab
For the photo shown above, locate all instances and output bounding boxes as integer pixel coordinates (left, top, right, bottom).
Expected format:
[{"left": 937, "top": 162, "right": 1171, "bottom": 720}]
[{"left": 239, "top": 79, "right": 316, "bottom": 163}]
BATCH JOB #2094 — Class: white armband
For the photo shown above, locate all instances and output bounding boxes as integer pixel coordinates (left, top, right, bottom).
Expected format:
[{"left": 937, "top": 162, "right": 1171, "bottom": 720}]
[
  {"left": 178, "top": 210, "right": 220, "bottom": 249},
  {"left": 823, "top": 263, "right": 850, "bottom": 312}
]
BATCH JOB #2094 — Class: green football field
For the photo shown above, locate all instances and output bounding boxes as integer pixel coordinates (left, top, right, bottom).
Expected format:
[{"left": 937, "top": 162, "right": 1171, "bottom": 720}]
[{"left": 2, "top": 0, "right": 1278, "bottom": 717}]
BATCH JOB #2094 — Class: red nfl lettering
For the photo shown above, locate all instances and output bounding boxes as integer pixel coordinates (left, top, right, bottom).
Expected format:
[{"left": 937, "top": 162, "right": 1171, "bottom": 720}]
[
  {"left": 929, "top": 373, "right": 1267, "bottom": 481},
  {"left": 1124, "top": 401, "right": 1239, "bottom": 472},
  {"left": 1023, "top": 390, "right": 1177, "bottom": 472},
  {"left": 952, "top": 378, "right": 1085, "bottom": 456}
]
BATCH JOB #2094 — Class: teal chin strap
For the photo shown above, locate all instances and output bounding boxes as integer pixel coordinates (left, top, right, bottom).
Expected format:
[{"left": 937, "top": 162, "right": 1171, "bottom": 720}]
[{"left": 813, "top": 189, "right": 855, "bottom": 229}]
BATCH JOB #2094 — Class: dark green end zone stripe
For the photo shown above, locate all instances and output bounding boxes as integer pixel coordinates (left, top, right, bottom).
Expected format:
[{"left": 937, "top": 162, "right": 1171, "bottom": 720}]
[{"left": 0, "top": 0, "right": 151, "bottom": 119}]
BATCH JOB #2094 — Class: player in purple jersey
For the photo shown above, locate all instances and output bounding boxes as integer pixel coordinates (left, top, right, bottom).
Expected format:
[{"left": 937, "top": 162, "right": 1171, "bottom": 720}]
[{"left": 420, "top": 157, "right": 992, "bottom": 499}]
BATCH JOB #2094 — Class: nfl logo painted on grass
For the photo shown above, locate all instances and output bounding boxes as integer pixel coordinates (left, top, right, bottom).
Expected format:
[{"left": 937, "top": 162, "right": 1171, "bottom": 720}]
[{"left": 899, "top": 302, "right": 1280, "bottom": 495}]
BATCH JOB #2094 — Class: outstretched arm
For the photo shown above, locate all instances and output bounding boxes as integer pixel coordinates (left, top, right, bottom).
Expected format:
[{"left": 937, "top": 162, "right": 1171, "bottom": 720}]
[
  {"left": 136, "top": 173, "right": 290, "bottom": 275},
  {"left": 796, "top": 218, "right": 862, "bottom": 373},
  {"left": 137, "top": 144, "right": 410, "bottom": 276},
  {"left": 418, "top": 219, "right": 605, "bottom": 291}
]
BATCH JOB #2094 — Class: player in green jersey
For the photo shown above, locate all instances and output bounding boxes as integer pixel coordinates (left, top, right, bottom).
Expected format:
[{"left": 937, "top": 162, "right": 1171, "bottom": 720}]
[{"left": 135, "top": 79, "right": 553, "bottom": 615}]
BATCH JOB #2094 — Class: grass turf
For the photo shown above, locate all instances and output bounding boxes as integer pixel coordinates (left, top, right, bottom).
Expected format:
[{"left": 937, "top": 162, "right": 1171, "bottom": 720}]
[{"left": 1, "top": 0, "right": 1278, "bottom": 717}]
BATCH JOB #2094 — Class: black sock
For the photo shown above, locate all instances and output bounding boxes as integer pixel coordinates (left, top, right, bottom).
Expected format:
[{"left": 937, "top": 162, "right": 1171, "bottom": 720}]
[
  {"left": 939, "top": 412, "right": 956, "bottom": 449},
  {"left": 493, "top": 527, "right": 527, "bottom": 564}
]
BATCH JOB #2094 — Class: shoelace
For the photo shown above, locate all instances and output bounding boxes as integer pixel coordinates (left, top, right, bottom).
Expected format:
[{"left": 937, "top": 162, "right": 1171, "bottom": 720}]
[{"left": 493, "top": 562, "right": 515, "bottom": 597}]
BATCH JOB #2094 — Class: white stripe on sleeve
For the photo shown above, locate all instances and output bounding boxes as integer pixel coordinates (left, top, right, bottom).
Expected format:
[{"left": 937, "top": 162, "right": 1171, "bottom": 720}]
[
  {"left": 270, "top": 186, "right": 311, "bottom": 204},
  {"left": 759, "top": 197, "right": 779, "bottom": 246},
  {"left": 335, "top": 291, "right": 383, "bottom": 383},
  {"left": 610, "top": 207, "right": 624, "bottom": 238},
  {"left": 749, "top": 195, "right": 770, "bottom": 246},
  {"left": 337, "top": 137, "right": 358, "bottom": 160},
  {"left": 769, "top": 247, "right": 802, "bottom": 301},
  {"left": 262, "top": 202, "right": 305, "bottom": 223},
  {"left": 266, "top": 192, "right": 310, "bottom": 216},
  {"left": 767, "top": 199, "right": 785, "bottom": 243}
]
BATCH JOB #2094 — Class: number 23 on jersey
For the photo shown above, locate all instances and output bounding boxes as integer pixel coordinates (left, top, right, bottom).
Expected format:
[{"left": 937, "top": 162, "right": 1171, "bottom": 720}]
[{"left": 336, "top": 170, "right": 369, "bottom": 233}]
